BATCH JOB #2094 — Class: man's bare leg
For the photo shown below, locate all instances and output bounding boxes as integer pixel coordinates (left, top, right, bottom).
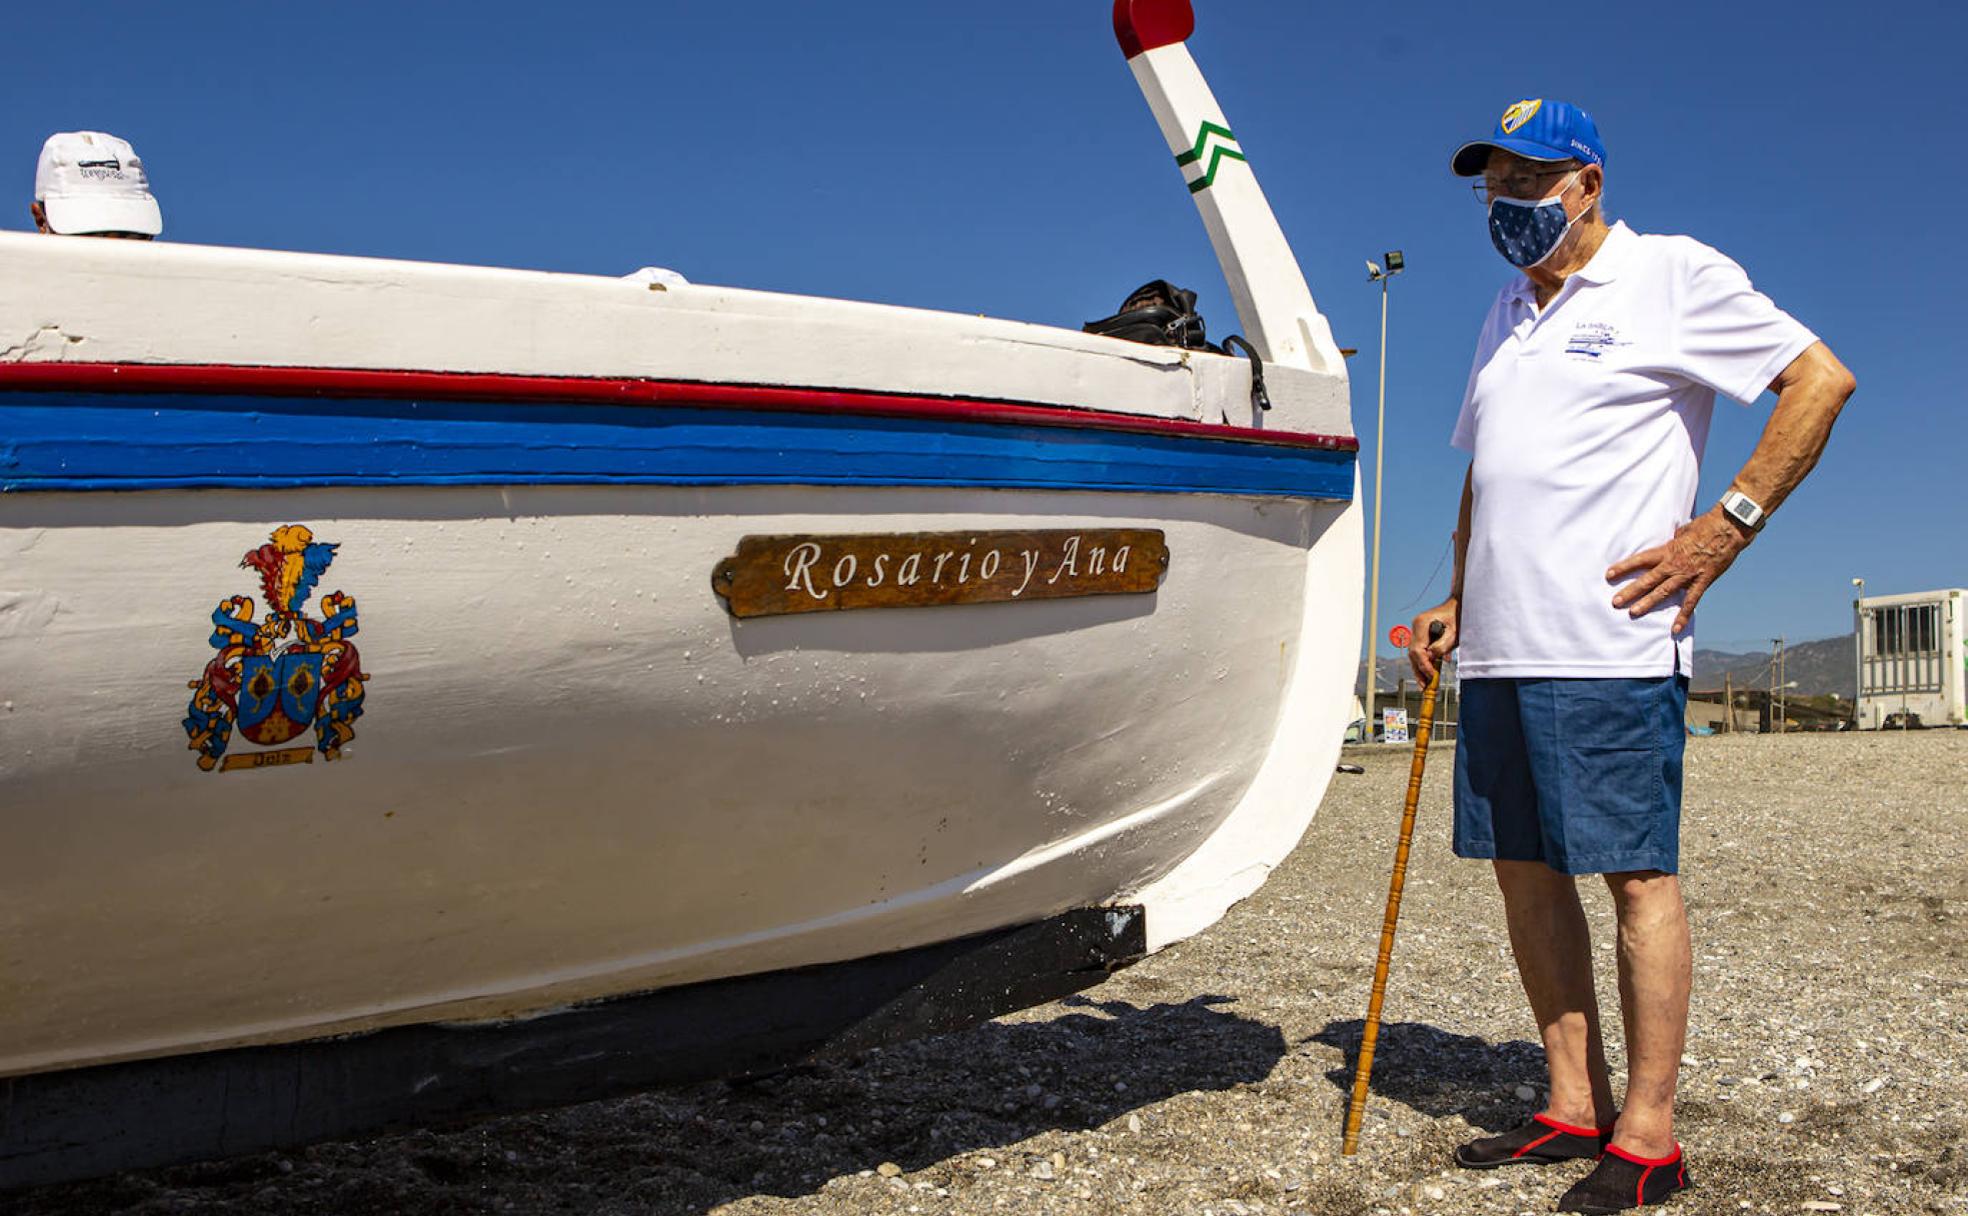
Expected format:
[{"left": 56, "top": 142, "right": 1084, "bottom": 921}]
[
  {"left": 1494, "top": 860, "right": 1616, "bottom": 1129},
  {"left": 1603, "top": 870, "right": 1691, "bottom": 1158}
]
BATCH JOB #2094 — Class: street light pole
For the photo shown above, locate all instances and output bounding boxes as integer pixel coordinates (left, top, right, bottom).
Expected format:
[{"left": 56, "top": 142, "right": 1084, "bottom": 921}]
[
  {"left": 1851, "top": 576, "right": 1865, "bottom": 730},
  {"left": 1363, "top": 252, "right": 1404, "bottom": 739},
  {"left": 1779, "top": 637, "right": 1794, "bottom": 731}
]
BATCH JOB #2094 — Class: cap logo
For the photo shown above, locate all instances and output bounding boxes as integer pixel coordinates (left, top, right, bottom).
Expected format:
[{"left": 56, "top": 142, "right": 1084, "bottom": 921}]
[{"left": 1499, "top": 99, "right": 1542, "bottom": 134}]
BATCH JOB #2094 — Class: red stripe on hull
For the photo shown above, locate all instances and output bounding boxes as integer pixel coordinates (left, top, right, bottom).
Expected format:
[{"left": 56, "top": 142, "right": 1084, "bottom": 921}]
[{"left": 0, "top": 363, "right": 1356, "bottom": 453}]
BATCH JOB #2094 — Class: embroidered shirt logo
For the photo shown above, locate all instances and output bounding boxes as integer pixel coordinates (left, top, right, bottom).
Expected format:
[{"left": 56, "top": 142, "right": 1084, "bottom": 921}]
[
  {"left": 1500, "top": 99, "right": 1543, "bottom": 134},
  {"left": 1563, "top": 321, "right": 1628, "bottom": 359}
]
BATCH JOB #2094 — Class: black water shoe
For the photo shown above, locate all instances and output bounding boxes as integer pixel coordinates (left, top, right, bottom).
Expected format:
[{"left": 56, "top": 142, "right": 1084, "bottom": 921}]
[
  {"left": 1557, "top": 1143, "right": 1691, "bottom": 1212},
  {"left": 1453, "top": 1113, "right": 1611, "bottom": 1169}
]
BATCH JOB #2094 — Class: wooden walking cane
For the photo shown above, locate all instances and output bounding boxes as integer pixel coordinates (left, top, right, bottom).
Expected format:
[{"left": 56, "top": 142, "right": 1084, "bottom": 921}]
[{"left": 1341, "top": 621, "right": 1446, "bottom": 1155}]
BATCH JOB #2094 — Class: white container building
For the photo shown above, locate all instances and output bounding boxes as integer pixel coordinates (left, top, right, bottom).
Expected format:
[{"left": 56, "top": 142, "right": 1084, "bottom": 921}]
[{"left": 1855, "top": 588, "right": 1967, "bottom": 728}]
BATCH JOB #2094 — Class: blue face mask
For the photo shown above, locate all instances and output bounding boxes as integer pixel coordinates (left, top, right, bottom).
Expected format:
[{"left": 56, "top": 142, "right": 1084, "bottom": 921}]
[{"left": 1487, "top": 172, "right": 1582, "bottom": 268}]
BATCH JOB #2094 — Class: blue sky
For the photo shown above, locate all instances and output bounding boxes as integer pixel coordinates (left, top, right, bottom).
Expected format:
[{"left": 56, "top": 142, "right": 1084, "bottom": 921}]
[{"left": 9, "top": 1, "right": 1961, "bottom": 658}]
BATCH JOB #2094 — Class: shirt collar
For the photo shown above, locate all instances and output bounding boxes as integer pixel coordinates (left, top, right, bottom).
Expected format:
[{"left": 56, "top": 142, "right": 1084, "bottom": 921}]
[
  {"left": 1502, "top": 220, "right": 1633, "bottom": 307},
  {"left": 1569, "top": 220, "right": 1635, "bottom": 285}
]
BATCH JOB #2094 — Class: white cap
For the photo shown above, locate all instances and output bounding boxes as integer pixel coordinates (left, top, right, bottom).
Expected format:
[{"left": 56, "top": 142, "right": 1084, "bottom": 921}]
[
  {"left": 621, "top": 266, "right": 690, "bottom": 288},
  {"left": 34, "top": 131, "right": 163, "bottom": 236}
]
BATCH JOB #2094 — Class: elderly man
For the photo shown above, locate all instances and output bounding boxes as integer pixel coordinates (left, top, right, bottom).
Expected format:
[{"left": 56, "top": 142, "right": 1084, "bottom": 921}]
[
  {"left": 31, "top": 131, "right": 162, "bottom": 239},
  {"left": 1409, "top": 99, "right": 1853, "bottom": 1213}
]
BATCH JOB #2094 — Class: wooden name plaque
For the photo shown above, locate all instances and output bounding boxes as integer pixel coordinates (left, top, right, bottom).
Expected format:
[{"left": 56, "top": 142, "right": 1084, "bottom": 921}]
[{"left": 713, "top": 528, "right": 1168, "bottom": 619}]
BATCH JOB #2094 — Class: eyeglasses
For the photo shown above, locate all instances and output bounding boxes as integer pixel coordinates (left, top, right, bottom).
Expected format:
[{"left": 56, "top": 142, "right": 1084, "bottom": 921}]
[{"left": 1471, "top": 166, "right": 1578, "bottom": 205}]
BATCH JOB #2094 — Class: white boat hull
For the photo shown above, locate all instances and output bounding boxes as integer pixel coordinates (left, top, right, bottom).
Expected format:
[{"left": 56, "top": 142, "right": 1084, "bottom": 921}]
[
  {"left": 2, "top": 481, "right": 1357, "bottom": 1079},
  {"left": 0, "top": 230, "right": 1360, "bottom": 1088}
]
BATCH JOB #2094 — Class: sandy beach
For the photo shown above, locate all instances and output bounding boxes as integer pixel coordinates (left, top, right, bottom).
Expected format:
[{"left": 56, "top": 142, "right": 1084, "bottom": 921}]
[{"left": 13, "top": 730, "right": 1965, "bottom": 1216}]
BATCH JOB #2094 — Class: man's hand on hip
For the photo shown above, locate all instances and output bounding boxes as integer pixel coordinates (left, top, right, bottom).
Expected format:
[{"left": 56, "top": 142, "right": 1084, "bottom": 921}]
[
  {"left": 1408, "top": 598, "right": 1460, "bottom": 685},
  {"left": 1606, "top": 509, "right": 1751, "bottom": 634}
]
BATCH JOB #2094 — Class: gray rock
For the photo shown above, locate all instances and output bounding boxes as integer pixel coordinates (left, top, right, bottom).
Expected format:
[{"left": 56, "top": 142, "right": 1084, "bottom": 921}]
[{"left": 10, "top": 733, "right": 1959, "bottom": 1216}]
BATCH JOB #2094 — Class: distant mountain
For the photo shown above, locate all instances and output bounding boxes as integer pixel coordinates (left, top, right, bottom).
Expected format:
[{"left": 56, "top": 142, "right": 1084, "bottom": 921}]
[
  {"left": 1691, "top": 633, "right": 1855, "bottom": 699},
  {"left": 1355, "top": 633, "right": 1858, "bottom": 699}
]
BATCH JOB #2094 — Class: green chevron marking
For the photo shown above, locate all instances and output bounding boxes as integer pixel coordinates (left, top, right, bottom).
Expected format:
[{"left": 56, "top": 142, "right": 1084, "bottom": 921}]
[
  {"left": 1184, "top": 144, "right": 1248, "bottom": 192},
  {"left": 1174, "top": 121, "right": 1236, "bottom": 166},
  {"left": 1175, "top": 120, "right": 1246, "bottom": 192}
]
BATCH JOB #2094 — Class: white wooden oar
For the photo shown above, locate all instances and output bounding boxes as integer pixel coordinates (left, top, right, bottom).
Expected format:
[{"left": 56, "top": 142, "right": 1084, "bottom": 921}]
[{"left": 1112, "top": 0, "right": 1344, "bottom": 376}]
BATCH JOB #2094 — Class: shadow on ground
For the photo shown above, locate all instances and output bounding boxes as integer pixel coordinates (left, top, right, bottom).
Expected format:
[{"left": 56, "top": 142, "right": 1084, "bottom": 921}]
[
  {"left": 11, "top": 995, "right": 1288, "bottom": 1216},
  {"left": 1311, "top": 1019, "right": 1545, "bottom": 1135}
]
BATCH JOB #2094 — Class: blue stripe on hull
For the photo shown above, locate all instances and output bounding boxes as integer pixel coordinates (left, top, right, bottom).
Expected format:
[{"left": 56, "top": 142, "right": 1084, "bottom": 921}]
[{"left": 0, "top": 393, "right": 1355, "bottom": 499}]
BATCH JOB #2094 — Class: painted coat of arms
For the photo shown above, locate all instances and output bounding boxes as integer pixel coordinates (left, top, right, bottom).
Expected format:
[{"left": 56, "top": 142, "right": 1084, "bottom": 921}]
[{"left": 183, "top": 525, "right": 368, "bottom": 772}]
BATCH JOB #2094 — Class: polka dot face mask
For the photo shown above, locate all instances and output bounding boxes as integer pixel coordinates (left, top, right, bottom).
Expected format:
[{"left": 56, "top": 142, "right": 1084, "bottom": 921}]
[{"left": 1487, "top": 170, "right": 1582, "bottom": 269}]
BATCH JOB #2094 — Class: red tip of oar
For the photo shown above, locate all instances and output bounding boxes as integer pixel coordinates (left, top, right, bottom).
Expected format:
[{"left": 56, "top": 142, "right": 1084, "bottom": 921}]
[{"left": 1113, "top": 0, "right": 1194, "bottom": 58}]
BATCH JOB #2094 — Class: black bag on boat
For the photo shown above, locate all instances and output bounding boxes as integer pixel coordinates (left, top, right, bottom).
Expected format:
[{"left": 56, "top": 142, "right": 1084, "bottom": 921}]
[
  {"left": 1082, "top": 279, "right": 1216, "bottom": 351},
  {"left": 1081, "top": 280, "right": 1271, "bottom": 412}
]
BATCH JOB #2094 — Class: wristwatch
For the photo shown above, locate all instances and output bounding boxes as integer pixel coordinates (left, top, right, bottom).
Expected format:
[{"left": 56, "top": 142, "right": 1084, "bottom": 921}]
[{"left": 1719, "top": 489, "right": 1767, "bottom": 533}]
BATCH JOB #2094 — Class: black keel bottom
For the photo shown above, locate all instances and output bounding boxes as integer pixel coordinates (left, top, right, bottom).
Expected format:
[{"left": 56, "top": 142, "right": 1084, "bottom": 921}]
[{"left": 1, "top": 905, "right": 1147, "bottom": 1190}]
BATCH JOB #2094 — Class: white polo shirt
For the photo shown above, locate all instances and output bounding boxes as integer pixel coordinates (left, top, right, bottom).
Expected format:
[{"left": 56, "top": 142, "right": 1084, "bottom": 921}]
[{"left": 1451, "top": 221, "right": 1816, "bottom": 679}]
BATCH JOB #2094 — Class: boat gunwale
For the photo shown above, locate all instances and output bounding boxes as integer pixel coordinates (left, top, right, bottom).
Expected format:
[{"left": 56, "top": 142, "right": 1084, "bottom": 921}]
[{"left": 0, "top": 362, "right": 1358, "bottom": 453}]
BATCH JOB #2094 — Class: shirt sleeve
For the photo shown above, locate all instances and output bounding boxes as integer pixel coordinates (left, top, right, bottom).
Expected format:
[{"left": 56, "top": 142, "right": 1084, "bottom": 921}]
[{"left": 1674, "top": 242, "right": 1818, "bottom": 405}]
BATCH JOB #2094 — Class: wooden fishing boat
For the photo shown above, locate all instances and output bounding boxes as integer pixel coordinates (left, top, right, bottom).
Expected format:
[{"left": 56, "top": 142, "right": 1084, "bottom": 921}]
[{"left": 0, "top": 0, "right": 1359, "bottom": 1185}]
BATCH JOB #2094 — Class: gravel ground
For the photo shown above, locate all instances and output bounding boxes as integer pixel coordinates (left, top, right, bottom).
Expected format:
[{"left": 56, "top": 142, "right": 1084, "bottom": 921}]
[{"left": 12, "top": 731, "right": 1965, "bottom": 1216}]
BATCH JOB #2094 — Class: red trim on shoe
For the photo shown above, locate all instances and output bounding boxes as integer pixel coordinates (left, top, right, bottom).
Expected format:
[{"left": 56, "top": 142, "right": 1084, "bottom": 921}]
[
  {"left": 1532, "top": 1113, "right": 1609, "bottom": 1138},
  {"left": 1635, "top": 1165, "right": 1653, "bottom": 1208},
  {"left": 1512, "top": 1129, "right": 1563, "bottom": 1158},
  {"left": 1604, "top": 1143, "right": 1683, "bottom": 1167}
]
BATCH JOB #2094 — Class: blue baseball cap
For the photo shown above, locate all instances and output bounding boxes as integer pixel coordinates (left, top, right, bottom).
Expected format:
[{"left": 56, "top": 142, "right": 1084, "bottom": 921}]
[{"left": 1451, "top": 99, "right": 1606, "bottom": 176}]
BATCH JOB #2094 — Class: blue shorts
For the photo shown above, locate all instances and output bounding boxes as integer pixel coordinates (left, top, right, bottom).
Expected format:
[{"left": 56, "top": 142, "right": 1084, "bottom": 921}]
[{"left": 1452, "top": 676, "right": 1689, "bottom": 875}]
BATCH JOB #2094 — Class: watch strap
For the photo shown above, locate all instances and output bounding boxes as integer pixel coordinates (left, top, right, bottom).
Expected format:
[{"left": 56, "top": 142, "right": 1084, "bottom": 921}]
[{"left": 1720, "top": 489, "right": 1767, "bottom": 532}]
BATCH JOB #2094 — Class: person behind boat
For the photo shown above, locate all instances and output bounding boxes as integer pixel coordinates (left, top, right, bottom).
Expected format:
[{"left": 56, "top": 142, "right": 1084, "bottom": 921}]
[
  {"left": 30, "top": 131, "right": 162, "bottom": 240},
  {"left": 1408, "top": 99, "right": 1854, "bottom": 1213},
  {"left": 621, "top": 266, "right": 688, "bottom": 287}
]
